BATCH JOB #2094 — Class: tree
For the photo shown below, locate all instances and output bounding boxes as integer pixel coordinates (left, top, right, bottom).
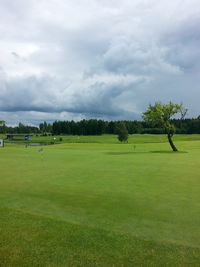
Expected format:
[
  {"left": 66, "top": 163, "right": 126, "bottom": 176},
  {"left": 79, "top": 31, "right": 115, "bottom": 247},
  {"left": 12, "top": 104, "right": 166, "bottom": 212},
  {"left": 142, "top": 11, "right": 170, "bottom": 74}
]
[
  {"left": 142, "top": 102, "right": 187, "bottom": 152},
  {"left": 116, "top": 122, "right": 128, "bottom": 143},
  {"left": 0, "top": 120, "right": 5, "bottom": 126},
  {"left": 0, "top": 120, "right": 6, "bottom": 134}
]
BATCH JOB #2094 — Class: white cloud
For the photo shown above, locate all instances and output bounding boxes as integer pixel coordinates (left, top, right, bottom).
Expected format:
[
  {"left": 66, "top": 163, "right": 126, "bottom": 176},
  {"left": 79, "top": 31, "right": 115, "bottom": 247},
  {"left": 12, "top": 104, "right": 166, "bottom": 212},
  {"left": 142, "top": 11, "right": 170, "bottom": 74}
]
[{"left": 0, "top": 0, "right": 200, "bottom": 124}]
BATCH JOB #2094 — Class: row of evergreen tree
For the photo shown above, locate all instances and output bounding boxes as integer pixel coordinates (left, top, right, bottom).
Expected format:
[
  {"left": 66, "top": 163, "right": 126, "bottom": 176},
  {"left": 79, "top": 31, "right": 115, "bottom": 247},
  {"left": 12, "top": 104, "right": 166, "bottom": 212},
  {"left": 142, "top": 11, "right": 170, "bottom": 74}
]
[
  {"left": 51, "top": 118, "right": 200, "bottom": 135},
  {"left": 0, "top": 122, "right": 40, "bottom": 134},
  {"left": 0, "top": 117, "right": 200, "bottom": 135}
]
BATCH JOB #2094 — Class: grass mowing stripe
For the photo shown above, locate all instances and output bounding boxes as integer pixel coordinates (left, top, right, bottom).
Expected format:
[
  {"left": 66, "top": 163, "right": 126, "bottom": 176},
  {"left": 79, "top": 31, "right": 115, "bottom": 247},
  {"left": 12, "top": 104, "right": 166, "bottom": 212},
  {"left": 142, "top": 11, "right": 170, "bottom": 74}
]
[
  {"left": 1, "top": 136, "right": 200, "bottom": 265},
  {"left": 1, "top": 207, "right": 200, "bottom": 267}
]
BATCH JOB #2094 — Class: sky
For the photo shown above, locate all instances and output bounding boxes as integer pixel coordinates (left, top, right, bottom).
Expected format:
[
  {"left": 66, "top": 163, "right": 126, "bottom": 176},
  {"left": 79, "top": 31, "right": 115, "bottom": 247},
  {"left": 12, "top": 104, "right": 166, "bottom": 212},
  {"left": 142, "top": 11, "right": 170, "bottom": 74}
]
[{"left": 0, "top": 0, "right": 200, "bottom": 125}]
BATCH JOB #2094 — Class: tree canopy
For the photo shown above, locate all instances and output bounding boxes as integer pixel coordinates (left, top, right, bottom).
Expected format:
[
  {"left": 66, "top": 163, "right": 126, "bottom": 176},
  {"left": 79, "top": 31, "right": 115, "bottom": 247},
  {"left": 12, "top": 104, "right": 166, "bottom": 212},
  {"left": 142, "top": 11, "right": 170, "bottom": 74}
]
[
  {"left": 142, "top": 102, "right": 187, "bottom": 151},
  {"left": 116, "top": 122, "right": 128, "bottom": 143},
  {"left": 0, "top": 120, "right": 5, "bottom": 126}
]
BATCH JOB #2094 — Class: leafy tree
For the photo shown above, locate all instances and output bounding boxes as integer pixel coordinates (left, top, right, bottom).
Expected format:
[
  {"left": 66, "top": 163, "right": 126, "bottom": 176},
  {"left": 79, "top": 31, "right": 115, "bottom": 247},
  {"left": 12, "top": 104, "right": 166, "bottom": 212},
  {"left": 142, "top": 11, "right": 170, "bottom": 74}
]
[
  {"left": 116, "top": 122, "right": 128, "bottom": 143},
  {"left": 18, "top": 122, "right": 28, "bottom": 133},
  {"left": 39, "top": 121, "right": 52, "bottom": 134},
  {"left": 0, "top": 120, "right": 6, "bottom": 134},
  {"left": 142, "top": 102, "right": 187, "bottom": 152},
  {"left": 0, "top": 120, "right": 5, "bottom": 126}
]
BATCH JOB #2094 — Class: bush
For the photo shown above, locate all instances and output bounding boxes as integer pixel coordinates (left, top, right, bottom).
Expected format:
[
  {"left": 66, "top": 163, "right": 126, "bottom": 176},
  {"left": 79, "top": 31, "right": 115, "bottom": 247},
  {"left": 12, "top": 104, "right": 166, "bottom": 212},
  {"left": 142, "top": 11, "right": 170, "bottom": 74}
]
[{"left": 116, "top": 122, "right": 128, "bottom": 143}]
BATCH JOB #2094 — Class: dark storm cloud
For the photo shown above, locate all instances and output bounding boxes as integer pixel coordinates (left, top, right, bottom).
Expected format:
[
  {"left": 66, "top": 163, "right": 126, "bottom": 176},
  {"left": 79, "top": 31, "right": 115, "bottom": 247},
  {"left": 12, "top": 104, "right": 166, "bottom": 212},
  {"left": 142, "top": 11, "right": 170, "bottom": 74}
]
[{"left": 0, "top": 73, "right": 143, "bottom": 119}]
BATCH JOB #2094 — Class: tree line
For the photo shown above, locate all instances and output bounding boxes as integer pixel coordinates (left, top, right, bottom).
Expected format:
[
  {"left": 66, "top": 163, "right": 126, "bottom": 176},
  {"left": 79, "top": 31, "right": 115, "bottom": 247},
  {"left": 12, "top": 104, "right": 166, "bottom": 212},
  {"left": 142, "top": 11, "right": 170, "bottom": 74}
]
[
  {"left": 50, "top": 117, "right": 200, "bottom": 135},
  {"left": 1, "top": 117, "right": 200, "bottom": 135}
]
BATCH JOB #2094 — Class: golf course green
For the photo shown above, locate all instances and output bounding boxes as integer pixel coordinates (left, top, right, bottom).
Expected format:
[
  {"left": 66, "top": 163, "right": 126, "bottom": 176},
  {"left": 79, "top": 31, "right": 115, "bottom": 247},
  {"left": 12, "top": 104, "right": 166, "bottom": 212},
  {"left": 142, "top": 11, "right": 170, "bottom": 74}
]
[{"left": 1, "top": 134, "right": 200, "bottom": 266}]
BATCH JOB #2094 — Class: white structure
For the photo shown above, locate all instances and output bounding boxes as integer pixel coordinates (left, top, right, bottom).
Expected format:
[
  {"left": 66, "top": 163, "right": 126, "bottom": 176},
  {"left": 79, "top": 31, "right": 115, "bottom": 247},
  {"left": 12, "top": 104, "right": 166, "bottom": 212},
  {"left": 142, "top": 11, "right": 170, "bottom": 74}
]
[{"left": 0, "top": 139, "right": 4, "bottom": 147}]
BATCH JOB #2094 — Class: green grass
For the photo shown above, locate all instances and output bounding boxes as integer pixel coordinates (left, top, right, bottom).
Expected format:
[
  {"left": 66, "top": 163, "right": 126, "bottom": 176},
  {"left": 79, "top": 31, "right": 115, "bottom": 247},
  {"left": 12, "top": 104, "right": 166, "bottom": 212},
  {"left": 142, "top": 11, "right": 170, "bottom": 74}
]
[
  {"left": 1, "top": 135, "right": 200, "bottom": 266},
  {"left": 3, "top": 133, "right": 200, "bottom": 144}
]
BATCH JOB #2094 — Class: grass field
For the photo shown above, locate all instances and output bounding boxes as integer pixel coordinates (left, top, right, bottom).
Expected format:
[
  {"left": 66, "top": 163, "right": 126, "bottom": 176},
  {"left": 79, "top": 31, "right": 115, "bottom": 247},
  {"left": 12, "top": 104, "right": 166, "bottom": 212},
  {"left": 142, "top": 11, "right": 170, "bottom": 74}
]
[
  {"left": 3, "top": 133, "right": 200, "bottom": 144},
  {"left": 1, "top": 135, "right": 200, "bottom": 266}
]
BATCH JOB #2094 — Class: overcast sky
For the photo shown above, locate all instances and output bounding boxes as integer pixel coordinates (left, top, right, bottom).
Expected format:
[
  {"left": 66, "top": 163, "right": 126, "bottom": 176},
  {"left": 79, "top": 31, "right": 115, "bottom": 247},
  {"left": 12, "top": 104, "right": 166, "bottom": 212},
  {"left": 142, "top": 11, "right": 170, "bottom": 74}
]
[{"left": 0, "top": 0, "right": 200, "bottom": 125}]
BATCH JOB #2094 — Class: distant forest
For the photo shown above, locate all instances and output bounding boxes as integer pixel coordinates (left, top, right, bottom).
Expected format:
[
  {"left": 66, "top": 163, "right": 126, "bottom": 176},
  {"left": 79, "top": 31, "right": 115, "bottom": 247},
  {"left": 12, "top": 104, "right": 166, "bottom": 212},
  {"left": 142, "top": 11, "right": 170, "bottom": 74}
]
[{"left": 1, "top": 117, "right": 200, "bottom": 135}]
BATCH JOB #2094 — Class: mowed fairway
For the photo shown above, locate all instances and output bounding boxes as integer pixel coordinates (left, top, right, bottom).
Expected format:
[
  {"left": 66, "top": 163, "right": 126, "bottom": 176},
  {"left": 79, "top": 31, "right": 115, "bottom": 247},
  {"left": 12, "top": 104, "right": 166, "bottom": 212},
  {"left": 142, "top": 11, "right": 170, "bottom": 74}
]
[{"left": 1, "top": 135, "right": 200, "bottom": 266}]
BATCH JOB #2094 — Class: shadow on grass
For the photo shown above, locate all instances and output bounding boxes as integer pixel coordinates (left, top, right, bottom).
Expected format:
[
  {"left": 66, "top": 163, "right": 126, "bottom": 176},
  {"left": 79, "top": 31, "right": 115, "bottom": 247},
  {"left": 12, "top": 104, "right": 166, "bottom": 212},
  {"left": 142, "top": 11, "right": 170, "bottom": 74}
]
[
  {"left": 106, "top": 152, "right": 148, "bottom": 155},
  {"left": 106, "top": 150, "right": 188, "bottom": 155},
  {"left": 151, "top": 150, "right": 188, "bottom": 154}
]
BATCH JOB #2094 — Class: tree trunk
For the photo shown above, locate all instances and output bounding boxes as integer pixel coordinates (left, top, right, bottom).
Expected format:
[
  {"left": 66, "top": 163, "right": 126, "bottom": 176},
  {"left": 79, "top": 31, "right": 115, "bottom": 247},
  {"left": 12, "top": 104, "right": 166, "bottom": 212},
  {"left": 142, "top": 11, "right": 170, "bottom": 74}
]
[{"left": 167, "top": 133, "right": 178, "bottom": 152}]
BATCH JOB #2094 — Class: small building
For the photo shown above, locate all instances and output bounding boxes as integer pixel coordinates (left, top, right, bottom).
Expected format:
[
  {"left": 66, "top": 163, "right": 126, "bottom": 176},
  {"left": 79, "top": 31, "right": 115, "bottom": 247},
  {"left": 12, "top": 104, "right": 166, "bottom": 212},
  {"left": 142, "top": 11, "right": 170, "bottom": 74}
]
[
  {"left": 6, "top": 134, "right": 32, "bottom": 141},
  {"left": 0, "top": 139, "right": 4, "bottom": 147}
]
